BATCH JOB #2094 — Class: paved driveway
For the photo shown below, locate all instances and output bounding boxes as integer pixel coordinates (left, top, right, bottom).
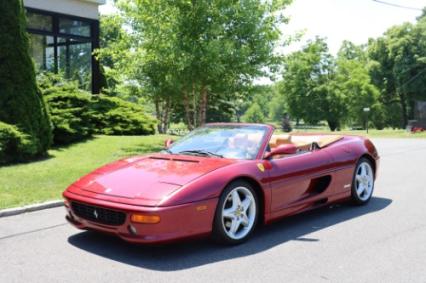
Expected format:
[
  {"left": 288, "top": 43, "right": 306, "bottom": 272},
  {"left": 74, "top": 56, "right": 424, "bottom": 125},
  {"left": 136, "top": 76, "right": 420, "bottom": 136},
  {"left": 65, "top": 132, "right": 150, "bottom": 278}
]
[{"left": 1, "top": 138, "right": 425, "bottom": 283}]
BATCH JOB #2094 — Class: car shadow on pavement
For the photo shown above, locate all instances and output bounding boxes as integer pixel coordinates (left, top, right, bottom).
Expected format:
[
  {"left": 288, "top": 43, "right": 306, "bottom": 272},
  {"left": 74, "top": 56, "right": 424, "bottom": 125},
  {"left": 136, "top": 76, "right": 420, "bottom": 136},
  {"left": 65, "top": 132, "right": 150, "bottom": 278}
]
[{"left": 68, "top": 196, "right": 391, "bottom": 271}]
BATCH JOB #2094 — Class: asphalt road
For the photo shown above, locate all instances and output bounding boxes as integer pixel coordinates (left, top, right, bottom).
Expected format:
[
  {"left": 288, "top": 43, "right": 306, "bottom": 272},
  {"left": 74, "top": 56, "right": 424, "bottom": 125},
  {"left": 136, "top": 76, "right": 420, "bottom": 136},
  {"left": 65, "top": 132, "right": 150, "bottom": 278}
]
[{"left": 1, "top": 138, "right": 426, "bottom": 283}]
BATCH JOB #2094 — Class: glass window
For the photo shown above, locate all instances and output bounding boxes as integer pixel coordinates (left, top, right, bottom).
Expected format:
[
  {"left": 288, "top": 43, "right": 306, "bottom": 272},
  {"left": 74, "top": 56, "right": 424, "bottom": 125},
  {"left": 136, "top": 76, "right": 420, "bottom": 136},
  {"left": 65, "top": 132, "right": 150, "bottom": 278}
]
[
  {"left": 25, "top": 8, "right": 97, "bottom": 93},
  {"left": 168, "top": 125, "right": 268, "bottom": 160},
  {"left": 58, "top": 38, "right": 92, "bottom": 91},
  {"left": 26, "top": 12, "right": 52, "bottom": 32},
  {"left": 28, "top": 34, "right": 55, "bottom": 72},
  {"left": 59, "top": 18, "right": 91, "bottom": 37}
]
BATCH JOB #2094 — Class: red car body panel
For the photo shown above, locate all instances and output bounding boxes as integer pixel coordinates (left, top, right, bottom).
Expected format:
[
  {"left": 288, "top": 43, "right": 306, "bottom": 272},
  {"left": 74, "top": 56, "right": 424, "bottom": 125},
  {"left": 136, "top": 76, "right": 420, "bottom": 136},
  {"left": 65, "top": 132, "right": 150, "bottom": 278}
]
[
  {"left": 63, "top": 123, "right": 379, "bottom": 244},
  {"left": 69, "top": 154, "right": 236, "bottom": 206}
]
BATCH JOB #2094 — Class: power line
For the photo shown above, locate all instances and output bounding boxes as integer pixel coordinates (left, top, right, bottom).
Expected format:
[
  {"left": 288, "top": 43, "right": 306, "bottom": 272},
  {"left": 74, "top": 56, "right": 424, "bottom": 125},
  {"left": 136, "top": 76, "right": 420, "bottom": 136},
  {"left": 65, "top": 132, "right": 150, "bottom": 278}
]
[
  {"left": 400, "top": 68, "right": 426, "bottom": 89},
  {"left": 372, "top": 0, "right": 423, "bottom": 11}
]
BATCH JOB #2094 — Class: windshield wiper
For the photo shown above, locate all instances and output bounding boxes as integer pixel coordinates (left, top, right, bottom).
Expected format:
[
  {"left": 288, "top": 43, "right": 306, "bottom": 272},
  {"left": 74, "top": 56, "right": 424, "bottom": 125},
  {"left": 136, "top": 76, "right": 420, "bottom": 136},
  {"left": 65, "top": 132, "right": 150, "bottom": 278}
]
[{"left": 177, "top": 150, "right": 223, "bottom": 158}]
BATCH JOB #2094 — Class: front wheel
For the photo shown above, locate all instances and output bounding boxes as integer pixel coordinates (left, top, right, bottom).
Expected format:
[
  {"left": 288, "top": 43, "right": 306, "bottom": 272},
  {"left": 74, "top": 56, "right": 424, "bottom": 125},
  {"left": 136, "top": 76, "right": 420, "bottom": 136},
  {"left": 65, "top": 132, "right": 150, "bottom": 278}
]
[
  {"left": 212, "top": 180, "right": 259, "bottom": 245},
  {"left": 351, "top": 158, "right": 375, "bottom": 205}
]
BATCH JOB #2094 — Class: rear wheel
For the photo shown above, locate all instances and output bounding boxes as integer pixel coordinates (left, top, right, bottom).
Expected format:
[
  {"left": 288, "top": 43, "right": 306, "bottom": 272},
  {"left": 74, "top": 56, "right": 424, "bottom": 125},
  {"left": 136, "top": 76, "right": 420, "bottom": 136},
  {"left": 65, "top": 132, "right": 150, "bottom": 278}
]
[
  {"left": 351, "top": 158, "right": 375, "bottom": 205},
  {"left": 212, "top": 180, "right": 258, "bottom": 245}
]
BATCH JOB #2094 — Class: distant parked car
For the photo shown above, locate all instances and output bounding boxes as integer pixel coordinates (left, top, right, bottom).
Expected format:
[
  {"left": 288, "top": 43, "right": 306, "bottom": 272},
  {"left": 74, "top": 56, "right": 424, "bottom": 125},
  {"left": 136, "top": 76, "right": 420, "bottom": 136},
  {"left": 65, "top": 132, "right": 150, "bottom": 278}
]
[
  {"left": 63, "top": 123, "right": 379, "bottom": 245},
  {"left": 408, "top": 120, "right": 426, "bottom": 133}
]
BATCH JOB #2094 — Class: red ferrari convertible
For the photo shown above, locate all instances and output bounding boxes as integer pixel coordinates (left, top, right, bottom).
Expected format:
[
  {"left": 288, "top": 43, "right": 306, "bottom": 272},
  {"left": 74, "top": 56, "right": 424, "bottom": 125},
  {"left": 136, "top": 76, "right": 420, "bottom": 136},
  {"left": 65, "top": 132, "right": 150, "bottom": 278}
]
[{"left": 63, "top": 123, "right": 379, "bottom": 245}]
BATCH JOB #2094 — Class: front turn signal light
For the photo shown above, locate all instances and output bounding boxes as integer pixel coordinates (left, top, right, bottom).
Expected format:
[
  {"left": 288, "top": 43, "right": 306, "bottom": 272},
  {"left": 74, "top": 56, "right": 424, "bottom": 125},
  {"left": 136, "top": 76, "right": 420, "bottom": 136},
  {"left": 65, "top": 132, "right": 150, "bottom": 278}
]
[{"left": 131, "top": 214, "right": 160, "bottom": 224}]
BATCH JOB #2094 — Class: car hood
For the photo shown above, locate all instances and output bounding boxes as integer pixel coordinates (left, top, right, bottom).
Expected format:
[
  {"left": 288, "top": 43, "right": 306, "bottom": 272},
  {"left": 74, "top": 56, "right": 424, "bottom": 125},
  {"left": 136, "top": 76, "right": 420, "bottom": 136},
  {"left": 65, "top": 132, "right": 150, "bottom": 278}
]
[{"left": 68, "top": 154, "right": 235, "bottom": 206}]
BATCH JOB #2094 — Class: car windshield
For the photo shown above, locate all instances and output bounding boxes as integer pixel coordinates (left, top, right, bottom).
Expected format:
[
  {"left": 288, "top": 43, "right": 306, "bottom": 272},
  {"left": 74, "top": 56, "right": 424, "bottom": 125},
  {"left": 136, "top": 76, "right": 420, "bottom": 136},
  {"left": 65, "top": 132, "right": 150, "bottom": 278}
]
[{"left": 167, "top": 125, "right": 268, "bottom": 160}]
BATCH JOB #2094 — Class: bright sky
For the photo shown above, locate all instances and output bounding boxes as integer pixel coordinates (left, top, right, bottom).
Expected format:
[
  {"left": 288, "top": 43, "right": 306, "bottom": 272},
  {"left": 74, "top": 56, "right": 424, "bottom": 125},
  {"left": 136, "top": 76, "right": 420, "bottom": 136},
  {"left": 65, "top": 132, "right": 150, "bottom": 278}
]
[
  {"left": 282, "top": 0, "right": 424, "bottom": 54},
  {"left": 100, "top": 0, "right": 424, "bottom": 54}
]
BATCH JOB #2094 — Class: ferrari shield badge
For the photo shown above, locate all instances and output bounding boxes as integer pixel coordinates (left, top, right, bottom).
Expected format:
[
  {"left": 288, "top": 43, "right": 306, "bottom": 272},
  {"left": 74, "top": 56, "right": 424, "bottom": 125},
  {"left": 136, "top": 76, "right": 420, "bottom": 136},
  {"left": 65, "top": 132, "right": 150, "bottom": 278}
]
[{"left": 257, "top": 163, "right": 265, "bottom": 172}]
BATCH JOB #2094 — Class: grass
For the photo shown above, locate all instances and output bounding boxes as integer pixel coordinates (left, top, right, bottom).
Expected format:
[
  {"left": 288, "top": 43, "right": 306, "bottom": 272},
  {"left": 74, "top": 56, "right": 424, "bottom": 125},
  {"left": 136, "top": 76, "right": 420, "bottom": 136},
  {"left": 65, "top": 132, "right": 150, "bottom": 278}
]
[
  {"left": 286, "top": 128, "right": 426, "bottom": 139},
  {"left": 0, "top": 135, "right": 172, "bottom": 210}
]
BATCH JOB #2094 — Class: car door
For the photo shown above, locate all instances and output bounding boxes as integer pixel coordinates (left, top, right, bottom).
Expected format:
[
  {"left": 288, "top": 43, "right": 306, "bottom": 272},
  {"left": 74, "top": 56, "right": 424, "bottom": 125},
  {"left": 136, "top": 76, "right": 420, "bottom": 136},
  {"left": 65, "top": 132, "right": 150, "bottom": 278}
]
[
  {"left": 267, "top": 149, "right": 334, "bottom": 217},
  {"left": 321, "top": 142, "right": 360, "bottom": 196}
]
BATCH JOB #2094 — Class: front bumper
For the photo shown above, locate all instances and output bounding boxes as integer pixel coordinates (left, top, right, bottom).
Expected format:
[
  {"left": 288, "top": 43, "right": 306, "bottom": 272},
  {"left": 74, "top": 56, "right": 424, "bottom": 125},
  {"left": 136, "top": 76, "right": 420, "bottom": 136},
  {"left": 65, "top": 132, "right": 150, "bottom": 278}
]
[{"left": 63, "top": 190, "right": 218, "bottom": 244}]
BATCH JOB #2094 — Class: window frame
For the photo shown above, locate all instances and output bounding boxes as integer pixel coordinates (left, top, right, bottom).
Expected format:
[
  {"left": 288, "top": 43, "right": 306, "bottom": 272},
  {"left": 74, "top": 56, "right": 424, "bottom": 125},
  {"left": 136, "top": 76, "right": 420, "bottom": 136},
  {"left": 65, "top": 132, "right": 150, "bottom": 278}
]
[{"left": 26, "top": 8, "right": 100, "bottom": 93}]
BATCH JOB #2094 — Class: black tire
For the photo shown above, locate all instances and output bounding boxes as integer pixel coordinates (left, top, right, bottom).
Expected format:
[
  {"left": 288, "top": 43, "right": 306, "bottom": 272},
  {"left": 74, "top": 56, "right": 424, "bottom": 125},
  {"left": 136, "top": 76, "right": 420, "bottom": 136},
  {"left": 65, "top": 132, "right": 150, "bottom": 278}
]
[
  {"left": 212, "top": 180, "right": 259, "bottom": 245},
  {"left": 351, "top": 157, "right": 375, "bottom": 205}
]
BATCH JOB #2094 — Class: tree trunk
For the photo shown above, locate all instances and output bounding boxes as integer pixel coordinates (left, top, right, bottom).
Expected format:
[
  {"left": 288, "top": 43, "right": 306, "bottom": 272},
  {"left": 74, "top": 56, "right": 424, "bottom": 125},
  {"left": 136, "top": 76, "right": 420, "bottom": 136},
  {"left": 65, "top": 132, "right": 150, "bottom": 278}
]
[
  {"left": 162, "top": 97, "right": 171, "bottom": 134},
  {"left": 192, "top": 82, "right": 198, "bottom": 128},
  {"left": 398, "top": 91, "right": 408, "bottom": 128},
  {"left": 327, "top": 120, "right": 339, "bottom": 131},
  {"left": 154, "top": 97, "right": 171, "bottom": 134},
  {"left": 154, "top": 99, "right": 163, "bottom": 134},
  {"left": 183, "top": 90, "right": 194, "bottom": 130},
  {"left": 408, "top": 98, "right": 415, "bottom": 121},
  {"left": 198, "top": 86, "right": 208, "bottom": 126}
]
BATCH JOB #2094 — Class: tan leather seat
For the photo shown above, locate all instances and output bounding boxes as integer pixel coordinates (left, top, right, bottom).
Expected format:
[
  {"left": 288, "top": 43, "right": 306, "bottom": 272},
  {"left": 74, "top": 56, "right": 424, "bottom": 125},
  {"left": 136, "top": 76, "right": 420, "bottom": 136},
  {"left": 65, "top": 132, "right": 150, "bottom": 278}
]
[
  {"left": 269, "top": 134, "right": 343, "bottom": 151},
  {"left": 269, "top": 134, "right": 291, "bottom": 149}
]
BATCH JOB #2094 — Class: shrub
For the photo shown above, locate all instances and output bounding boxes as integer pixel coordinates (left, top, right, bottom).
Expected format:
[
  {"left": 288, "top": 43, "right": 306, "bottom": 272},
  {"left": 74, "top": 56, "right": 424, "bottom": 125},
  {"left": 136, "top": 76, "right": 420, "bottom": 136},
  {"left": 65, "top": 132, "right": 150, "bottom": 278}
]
[
  {"left": 0, "top": 122, "right": 35, "bottom": 164},
  {"left": 89, "top": 96, "right": 156, "bottom": 135},
  {"left": 39, "top": 73, "right": 156, "bottom": 143},
  {"left": 44, "top": 86, "right": 94, "bottom": 145},
  {"left": 0, "top": 1, "right": 52, "bottom": 157},
  {"left": 242, "top": 103, "right": 265, "bottom": 123}
]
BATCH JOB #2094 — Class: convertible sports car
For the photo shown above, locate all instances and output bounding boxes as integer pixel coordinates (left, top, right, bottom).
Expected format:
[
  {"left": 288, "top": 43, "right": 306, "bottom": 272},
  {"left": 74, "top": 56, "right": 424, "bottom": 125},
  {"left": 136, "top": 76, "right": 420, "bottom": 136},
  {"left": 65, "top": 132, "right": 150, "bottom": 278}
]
[{"left": 63, "top": 123, "right": 379, "bottom": 245}]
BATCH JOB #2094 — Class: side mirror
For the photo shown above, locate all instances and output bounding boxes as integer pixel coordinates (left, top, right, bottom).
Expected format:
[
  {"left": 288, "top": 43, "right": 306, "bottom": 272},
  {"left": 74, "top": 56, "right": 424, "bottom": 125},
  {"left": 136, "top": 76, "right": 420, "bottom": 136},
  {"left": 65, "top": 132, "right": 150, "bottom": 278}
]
[
  {"left": 164, "top": 139, "right": 174, "bottom": 148},
  {"left": 264, "top": 144, "right": 297, "bottom": 159}
]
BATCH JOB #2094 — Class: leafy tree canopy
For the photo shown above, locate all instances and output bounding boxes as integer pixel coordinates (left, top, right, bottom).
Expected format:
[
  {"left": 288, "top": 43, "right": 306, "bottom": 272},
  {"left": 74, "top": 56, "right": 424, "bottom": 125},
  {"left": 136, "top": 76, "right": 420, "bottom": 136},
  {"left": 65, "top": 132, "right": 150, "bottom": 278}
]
[{"left": 98, "top": 0, "right": 292, "bottom": 132}]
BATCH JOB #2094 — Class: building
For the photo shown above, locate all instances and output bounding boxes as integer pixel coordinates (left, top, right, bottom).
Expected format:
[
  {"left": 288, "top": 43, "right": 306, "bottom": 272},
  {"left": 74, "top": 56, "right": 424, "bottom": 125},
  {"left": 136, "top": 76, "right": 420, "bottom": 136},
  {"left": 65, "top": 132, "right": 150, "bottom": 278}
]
[{"left": 23, "top": 0, "right": 106, "bottom": 93}]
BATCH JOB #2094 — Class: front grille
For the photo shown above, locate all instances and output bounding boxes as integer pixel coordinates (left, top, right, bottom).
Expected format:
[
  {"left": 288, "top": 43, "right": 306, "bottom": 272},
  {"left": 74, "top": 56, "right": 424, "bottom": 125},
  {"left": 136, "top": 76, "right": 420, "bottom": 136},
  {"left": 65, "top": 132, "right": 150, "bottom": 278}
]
[{"left": 71, "top": 202, "right": 126, "bottom": 226}]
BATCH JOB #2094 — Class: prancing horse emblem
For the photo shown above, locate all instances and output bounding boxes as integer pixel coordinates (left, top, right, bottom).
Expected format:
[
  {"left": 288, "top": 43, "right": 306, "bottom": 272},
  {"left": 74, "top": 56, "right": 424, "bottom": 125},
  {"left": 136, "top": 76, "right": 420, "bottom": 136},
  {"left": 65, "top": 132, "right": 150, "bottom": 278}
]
[{"left": 93, "top": 210, "right": 98, "bottom": 219}]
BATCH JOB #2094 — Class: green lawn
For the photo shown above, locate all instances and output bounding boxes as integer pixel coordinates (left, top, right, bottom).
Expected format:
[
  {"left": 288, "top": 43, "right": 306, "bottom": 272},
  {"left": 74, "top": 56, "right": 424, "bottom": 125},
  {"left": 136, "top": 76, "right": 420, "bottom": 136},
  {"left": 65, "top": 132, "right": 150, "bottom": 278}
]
[
  {"left": 288, "top": 128, "right": 426, "bottom": 139},
  {"left": 0, "top": 135, "right": 172, "bottom": 210}
]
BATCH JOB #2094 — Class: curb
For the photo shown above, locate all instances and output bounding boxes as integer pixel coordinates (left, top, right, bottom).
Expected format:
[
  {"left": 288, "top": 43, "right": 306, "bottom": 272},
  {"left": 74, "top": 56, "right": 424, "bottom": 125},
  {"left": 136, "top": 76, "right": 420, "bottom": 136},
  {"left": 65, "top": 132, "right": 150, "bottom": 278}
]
[{"left": 0, "top": 200, "right": 64, "bottom": 218}]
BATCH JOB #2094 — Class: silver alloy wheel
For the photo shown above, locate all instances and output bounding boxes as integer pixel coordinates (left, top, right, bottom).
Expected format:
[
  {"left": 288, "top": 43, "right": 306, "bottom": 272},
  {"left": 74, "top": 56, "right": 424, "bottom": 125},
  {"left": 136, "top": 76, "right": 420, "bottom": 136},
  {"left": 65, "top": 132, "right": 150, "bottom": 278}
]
[
  {"left": 355, "top": 162, "right": 374, "bottom": 201},
  {"left": 221, "top": 186, "right": 256, "bottom": 240}
]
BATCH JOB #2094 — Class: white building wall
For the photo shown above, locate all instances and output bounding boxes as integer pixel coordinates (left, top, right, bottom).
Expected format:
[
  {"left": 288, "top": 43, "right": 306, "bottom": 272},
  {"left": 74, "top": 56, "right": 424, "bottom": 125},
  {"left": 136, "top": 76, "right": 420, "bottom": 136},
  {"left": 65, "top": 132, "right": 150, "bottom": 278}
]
[{"left": 24, "top": 0, "right": 105, "bottom": 20}]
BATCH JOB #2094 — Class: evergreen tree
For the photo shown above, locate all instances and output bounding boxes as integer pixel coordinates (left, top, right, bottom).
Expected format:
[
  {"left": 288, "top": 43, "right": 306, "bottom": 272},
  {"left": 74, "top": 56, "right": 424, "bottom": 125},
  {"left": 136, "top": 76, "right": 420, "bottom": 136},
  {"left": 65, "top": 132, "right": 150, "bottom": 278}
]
[{"left": 0, "top": 0, "right": 52, "bottom": 157}]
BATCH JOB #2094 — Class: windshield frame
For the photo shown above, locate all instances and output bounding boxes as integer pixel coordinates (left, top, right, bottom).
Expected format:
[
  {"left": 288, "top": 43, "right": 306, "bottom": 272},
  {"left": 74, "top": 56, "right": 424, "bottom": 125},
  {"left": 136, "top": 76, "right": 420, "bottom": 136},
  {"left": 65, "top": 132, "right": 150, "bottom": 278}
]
[{"left": 167, "top": 123, "right": 274, "bottom": 160}]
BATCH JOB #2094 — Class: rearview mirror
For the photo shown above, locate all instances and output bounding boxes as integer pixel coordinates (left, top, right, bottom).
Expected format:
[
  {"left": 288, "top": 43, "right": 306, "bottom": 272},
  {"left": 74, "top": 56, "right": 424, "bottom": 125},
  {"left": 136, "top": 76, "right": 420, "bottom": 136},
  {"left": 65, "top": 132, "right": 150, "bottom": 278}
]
[
  {"left": 264, "top": 144, "right": 297, "bottom": 159},
  {"left": 164, "top": 139, "right": 174, "bottom": 148}
]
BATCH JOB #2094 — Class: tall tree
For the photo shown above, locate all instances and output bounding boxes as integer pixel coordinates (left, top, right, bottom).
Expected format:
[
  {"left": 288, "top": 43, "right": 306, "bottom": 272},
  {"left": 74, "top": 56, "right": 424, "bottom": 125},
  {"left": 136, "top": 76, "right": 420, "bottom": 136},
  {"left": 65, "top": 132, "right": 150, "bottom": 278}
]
[
  {"left": 281, "top": 37, "right": 345, "bottom": 130},
  {"left": 338, "top": 40, "right": 367, "bottom": 61},
  {"left": 336, "top": 42, "right": 384, "bottom": 129},
  {"left": 368, "top": 21, "right": 426, "bottom": 128},
  {"left": 100, "top": 0, "right": 291, "bottom": 131},
  {"left": 0, "top": 0, "right": 52, "bottom": 157},
  {"left": 96, "top": 14, "right": 132, "bottom": 94}
]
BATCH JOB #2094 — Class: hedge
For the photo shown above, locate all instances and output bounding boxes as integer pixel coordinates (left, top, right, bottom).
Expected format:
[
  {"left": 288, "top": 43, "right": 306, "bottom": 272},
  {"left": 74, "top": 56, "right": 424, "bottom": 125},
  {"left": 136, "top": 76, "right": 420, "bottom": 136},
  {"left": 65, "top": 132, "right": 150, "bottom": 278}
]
[
  {"left": 39, "top": 74, "right": 156, "bottom": 144},
  {"left": 43, "top": 84, "right": 94, "bottom": 144},
  {"left": 90, "top": 96, "right": 156, "bottom": 136},
  {"left": 0, "top": 122, "right": 34, "bottom": 164}
]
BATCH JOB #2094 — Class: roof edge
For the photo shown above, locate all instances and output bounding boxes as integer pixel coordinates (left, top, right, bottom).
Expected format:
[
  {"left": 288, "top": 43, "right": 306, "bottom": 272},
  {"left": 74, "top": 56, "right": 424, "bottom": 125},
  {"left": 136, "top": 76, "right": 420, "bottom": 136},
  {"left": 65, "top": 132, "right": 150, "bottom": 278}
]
[{"left": 81, "top": 0, "right": 106, "bottom": 5}]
